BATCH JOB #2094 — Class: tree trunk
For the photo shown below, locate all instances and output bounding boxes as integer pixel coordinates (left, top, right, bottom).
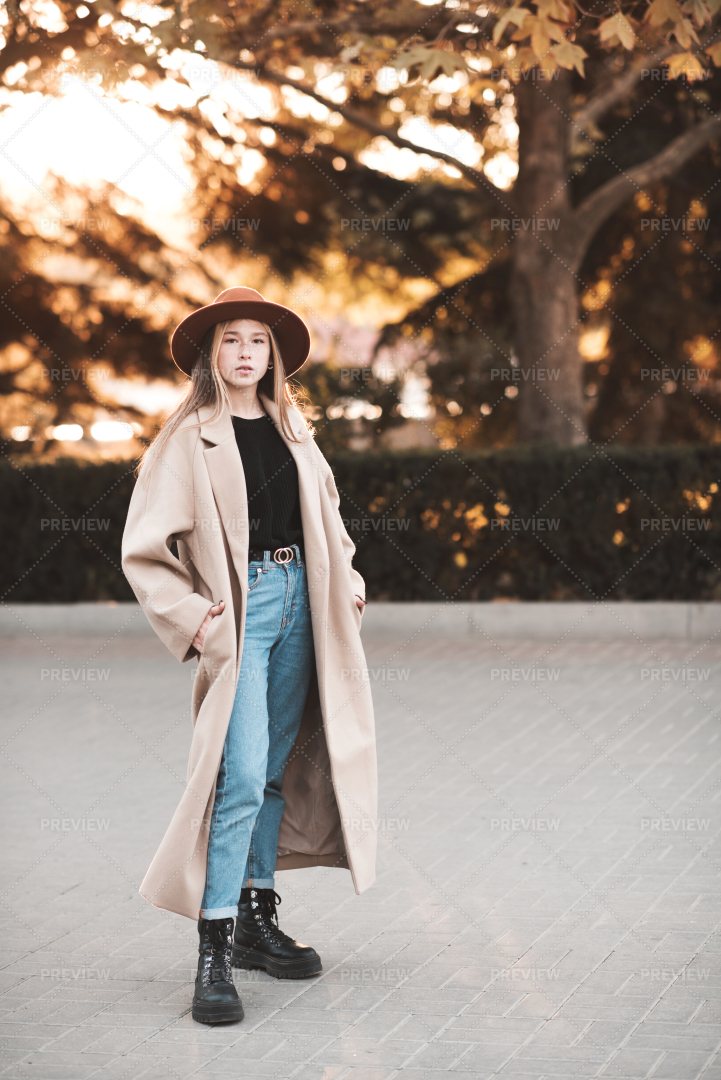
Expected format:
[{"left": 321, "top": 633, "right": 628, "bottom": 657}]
[{"left": 511, "top": 70, "right": 587, "bottom": 445}]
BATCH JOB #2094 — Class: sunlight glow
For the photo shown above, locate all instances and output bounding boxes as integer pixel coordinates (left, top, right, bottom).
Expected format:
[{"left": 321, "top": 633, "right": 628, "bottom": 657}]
[
  {"left": 95, "top": 375, "right": 186, "bottom": 416},
  {"left": 49, "top": 424, "right": 83, "bottom": 441},
  {"left": 0, "top": 84, "right": 192, "bottom": 213},
  {"left": 91, "top": 422, "right": 134, "bottom": 441},
  {"left": 399, "top": 118, "right": 484, "bottom": 167},
  {"left": 484, "top": 152, "right": 518, "bottom": 190}
]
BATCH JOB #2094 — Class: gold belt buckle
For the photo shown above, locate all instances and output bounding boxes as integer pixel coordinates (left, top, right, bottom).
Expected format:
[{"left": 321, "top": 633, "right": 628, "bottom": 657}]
[{"left": 273, "top": 547, "right": 293, "bottom": 564}]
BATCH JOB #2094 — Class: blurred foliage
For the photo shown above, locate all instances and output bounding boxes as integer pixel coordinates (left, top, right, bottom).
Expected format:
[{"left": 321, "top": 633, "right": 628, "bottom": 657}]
[
  {"left": 2, "top": 0, "right": 721, "bottom": 451},
  {"left": 293, "top": 362, "right": 406, "bottom": 454},
  {"left": 2, "top": 447, "right": 721, "bottom": 601}
]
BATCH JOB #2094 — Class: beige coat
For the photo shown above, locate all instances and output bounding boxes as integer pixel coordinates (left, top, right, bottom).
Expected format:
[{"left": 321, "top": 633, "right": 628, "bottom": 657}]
[{"left": 121, "top": 397, "right": 377, "bottom": 920}]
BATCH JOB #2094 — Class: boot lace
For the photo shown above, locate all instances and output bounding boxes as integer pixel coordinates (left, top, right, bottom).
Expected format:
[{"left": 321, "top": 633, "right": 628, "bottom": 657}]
[
  {"left": 249, "top": 889, "right": 296, "bottom": 945},
  {"left": 201, "top": 919, "right": 234, "bottom": 986}
]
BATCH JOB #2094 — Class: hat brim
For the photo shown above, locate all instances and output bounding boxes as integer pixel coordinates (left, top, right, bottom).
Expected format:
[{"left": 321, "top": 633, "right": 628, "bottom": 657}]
[{"left": 170, "top": 300, "right": 311, "bottom": 377}]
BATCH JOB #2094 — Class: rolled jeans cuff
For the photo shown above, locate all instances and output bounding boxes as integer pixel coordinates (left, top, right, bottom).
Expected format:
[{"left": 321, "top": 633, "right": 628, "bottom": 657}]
[
  {"left": 242, "top": 877, "right": 275, "bottom": 890},
  {"left": 201, "top": 906, "right": 238, "bottom": 920}
]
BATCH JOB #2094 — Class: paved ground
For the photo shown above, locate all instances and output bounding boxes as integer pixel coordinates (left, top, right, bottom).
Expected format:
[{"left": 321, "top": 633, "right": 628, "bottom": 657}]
[{"left": 2, "top": 610, "right": 721, "bottom": 1079}]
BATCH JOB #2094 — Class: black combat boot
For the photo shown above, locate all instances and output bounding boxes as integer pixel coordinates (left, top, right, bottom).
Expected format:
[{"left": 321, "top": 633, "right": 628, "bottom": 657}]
[
  {"left": 232, "top": 888, "right": 322, "bottom": 979},
  {"left": 192, "top": 917, "right": 244, "bottom": 1024}
]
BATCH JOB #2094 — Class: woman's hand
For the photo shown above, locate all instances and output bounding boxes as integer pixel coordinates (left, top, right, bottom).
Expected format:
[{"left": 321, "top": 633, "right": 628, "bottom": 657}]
[
  {"left": 355, "top": 596, "right": 366, "bottom": 613},
  {"left": 192, "top": 601, "right": 225, "bottom": 653}
]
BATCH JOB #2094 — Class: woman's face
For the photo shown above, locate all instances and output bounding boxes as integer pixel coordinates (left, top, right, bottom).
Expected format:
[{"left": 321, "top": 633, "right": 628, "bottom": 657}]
[{"left": 217, "top": 319, "right": 271, "bottom": 391}]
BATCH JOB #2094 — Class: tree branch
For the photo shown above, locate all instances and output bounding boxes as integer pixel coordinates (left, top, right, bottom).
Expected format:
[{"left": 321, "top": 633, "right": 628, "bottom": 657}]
[
  {"left": 573, "top": 35, "right": 713, "bottom": 138},
  {"left": 572, "top": 55, "right": 666, "bottom": 137},
  {"left": 233, "top": 60, "right": 499, "bottom": 195},
  {"left": 236, "top": 5, "right": 447, "bottom": 42},
  {"left": 571, "top": 111, "right": 721, "bottom": 262}
]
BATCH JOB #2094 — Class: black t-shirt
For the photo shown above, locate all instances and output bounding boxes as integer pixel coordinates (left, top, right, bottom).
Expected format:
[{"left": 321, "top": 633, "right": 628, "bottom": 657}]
[{"left": 231, "top": 413, "right": 303, "bottom": 553}]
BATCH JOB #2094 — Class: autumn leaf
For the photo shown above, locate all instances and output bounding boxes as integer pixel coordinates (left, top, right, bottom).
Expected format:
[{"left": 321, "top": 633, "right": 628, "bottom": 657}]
[
  {"left": 548, "top": 40, "right": 588, "bottom": 74},
  {"left": 599, "top": 13, "right": 637, "bottom": 49},
  {"left": 646, "top": 0, "right": 701, "bottom": 44},
  {"left": 539, "top": 53, "right": 559, "bottom": 78},
  {"left": 388, "top": 45, "right": 469, "bottom": 81},
  {"left": 666, "top": 50, "right": 707, "bottom": 77},
  {"left": 645, "top": 0, "right": 684, "bottom": 25},
  {"left": 518, "top": 14, "right": 565, "bottom": 56},
  {"left": 537, "top": 0, "right": 572, "bottom": 21},
  {"left": 681, "top": 0, "right": 711, "bottom": 24},
  {"left": 674, "top": 15, "right": 700, "bottom": 44},
  {"left": 504, "top": 46, "right": 539, "bottom": 80},
  {"left": 516, "top": 46, "right": 540, "bottom": 71},
  {"left": 706, "top": 39, "right": 721, "bottom": 62},
  {"left": 493, "top": 5, "right": 530, "bottom": 45}
]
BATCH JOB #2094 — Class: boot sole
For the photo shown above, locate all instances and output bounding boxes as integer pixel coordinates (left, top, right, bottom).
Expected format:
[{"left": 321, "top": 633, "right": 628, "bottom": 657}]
[
  {"left": 231, "top": 944, "right": 322, "bottom": 979},
  {"left": 191, "top": 997, "right": 244, "bottom": 1024}
]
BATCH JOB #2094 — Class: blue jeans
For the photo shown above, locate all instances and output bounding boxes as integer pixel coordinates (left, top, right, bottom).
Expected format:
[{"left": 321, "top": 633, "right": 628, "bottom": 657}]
[{"left": 201, "top": 546, "right": 315, "bottom": 920}]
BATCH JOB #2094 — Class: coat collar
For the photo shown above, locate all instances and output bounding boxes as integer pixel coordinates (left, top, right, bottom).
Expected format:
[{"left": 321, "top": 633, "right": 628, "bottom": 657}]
[
  {"left": 198, "top": 402, "right": 233, "bottom": 445},
  {"left": 197, "top": 396, "right": 310, "bottom": 445}
]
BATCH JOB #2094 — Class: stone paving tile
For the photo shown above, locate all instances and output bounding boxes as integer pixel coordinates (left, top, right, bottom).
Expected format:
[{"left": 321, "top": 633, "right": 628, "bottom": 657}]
[
  {"left": 2, "top": 630, "right": 721, "bottom": 1079},
  {"left": 653, "top": 1050, "right": 721, "bottom": 1078}
]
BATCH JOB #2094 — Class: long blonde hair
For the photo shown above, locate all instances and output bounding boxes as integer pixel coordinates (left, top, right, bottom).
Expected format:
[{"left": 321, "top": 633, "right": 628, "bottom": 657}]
[{"left": 137, "top": 319, "right": 304, "bottom": 480}]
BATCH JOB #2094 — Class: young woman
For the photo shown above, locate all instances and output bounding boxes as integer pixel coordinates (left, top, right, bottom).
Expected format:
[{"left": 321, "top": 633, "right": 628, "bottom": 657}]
[{"left": 121, "top": 287, "right": 377, "bottom": 1025}]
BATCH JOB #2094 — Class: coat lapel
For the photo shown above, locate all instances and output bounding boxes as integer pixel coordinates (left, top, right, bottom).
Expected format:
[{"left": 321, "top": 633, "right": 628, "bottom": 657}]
[
  {"left": 260, "top": 395, "right": 330, "bottom": 660},
  {"left": 198, "top": 404, "right": 250, "bottom": 584}
]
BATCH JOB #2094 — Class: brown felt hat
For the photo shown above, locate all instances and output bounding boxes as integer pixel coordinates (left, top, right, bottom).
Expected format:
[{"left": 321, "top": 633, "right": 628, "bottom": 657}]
[{"left": 170, "top": 287, "right": 311, "bottom": 377}]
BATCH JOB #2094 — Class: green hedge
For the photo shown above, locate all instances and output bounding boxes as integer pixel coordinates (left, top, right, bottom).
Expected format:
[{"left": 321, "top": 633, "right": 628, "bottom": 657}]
[{"left": 2, "top": 446, "right": 721, "bottom": 603}]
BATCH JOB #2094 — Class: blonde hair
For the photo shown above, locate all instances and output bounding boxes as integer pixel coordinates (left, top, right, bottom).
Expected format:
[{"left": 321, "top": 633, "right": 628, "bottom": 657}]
[{"left": 137, "top": 319, "right": 304, "bottom": 481}]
